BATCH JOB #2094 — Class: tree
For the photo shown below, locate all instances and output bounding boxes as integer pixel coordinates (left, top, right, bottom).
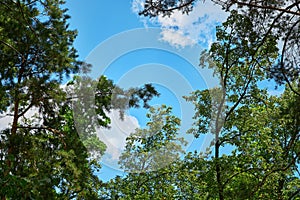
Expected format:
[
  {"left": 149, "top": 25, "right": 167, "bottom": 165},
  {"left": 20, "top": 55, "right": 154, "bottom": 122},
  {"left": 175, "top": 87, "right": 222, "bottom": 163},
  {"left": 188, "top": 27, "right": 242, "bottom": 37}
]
[
  {"left": 119, "top": 105, "right": 186, "bottom": 173},
  {"left": 137, "top": 1, "right": 300, "bottom": 199},
  {"left": 0, "top": 0, "right": 85, "bottom": 198},
  {"left": 68, "top": 74, "right": 159, "bottom": 160},
  {"left": 0, "top": 1, "right": 159, "bottom": 198},
  {"left": 224, "top": 85, "right": 300, "bottom": 199},
  {"left": 181, "top": 10, "right": 299, "bottom": 198},
  {"left": 101, "top": 105, "right": 187, "bottom": 199}
]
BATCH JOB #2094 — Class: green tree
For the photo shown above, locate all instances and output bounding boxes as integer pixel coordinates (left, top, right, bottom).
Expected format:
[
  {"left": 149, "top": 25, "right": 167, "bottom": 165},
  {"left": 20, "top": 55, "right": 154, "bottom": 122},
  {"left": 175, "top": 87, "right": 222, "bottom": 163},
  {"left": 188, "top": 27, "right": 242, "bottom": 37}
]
[
  {"left": 0, "top": 0, "right": 87, "bottom": 198},
  {"left": 68, "top": 74, "right": 159, "bottom": 160},
  {"left": 138, "top": 1, "right": 300, "bottom": 199},
  {"left": 180, "top": 12, "right": 299, "bottom": 200},
  {"left": 0, "top": 1, "right": 159, "bottom": 198},
  {"left": 222, "top": 85, "right": 300, "bottom": 199},
  {"left": 101, "top": 105, "right": 187, "bottom": 199}
]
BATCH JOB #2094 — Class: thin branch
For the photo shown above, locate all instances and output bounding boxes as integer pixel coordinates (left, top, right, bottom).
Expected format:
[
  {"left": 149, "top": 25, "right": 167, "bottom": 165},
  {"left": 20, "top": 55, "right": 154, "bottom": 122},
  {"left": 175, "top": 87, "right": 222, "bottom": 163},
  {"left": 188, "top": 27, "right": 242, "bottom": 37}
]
[
  {"left": 236, "top": 0, "right": 300, "bottom": 16},
  {"left": 279, "top": 17, "right": 300, "bottom": 96},
  {"left": 18, "top": 102, "right": 35, "bottom": 118},
  {"left": 0, "top": 40, "right": 25, "bottom": 61},
  {"left": 139, "top": 0, "right": 197, "bottom": 16},
  {"left": 250, "top": 152, "right": 300, "bottom": 196},
  {"left": 224, "top": 65, "right": 254, "bottom": 122},
  {"left": 25, "top": 0, "right": 39, "bottom": 6},
  {"left": 223, "top": 167, "right": 261, "bottom": 187},
  {"left": 288, "top": 188, "right": 300, "bottom": 200}
]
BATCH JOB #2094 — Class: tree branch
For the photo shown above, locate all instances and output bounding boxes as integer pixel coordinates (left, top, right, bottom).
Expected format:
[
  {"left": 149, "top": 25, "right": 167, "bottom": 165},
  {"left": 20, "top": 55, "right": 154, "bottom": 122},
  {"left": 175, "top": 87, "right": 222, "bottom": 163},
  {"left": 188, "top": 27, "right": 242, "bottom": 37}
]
[
  {"left": 139, "top": 0, "right": 197, "bottom": 16},
  {"left": 231, "top": 0, "right": 300, "bottom": 16}
]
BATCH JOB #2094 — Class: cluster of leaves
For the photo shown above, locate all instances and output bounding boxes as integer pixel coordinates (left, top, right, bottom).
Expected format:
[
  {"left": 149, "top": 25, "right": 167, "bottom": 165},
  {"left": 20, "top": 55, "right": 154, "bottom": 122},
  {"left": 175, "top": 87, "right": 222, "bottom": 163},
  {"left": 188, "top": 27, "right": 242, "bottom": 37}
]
[
  {"left": 119, "top": 105, "right": 186, "bottom": 173},
  {"left": 69, "top": 74, "right": 159, "bottom": 160}
]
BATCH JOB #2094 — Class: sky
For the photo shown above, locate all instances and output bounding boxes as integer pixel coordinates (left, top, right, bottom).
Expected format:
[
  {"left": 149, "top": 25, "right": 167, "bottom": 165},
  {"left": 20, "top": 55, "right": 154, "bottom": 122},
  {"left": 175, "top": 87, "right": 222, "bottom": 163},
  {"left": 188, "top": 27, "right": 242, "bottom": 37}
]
[{"left": 64, "top": 0, "right": 229, "bottom": 181}]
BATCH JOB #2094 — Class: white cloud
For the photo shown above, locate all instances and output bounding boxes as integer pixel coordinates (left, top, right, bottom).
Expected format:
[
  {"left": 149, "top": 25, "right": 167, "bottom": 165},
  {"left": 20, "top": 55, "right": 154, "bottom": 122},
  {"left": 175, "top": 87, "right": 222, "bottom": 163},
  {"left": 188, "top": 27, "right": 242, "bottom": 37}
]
[
  {"left": 0, "top": 115, "right": 12, "bottom": 131},
  {"left": 132, "top": 0, "right": 228, "bottom": 48},
  {"left": 160, "top": 28, "right": 196, "bottom": 48},
  {"left": 131, "top": 0, "right": 144, "bottom": 14},
  {"left": 97, "top": 110, "right": 140, "bottom": 167},
  {"left": 0, "top": 107, "right": 43, "bottom": 132}
]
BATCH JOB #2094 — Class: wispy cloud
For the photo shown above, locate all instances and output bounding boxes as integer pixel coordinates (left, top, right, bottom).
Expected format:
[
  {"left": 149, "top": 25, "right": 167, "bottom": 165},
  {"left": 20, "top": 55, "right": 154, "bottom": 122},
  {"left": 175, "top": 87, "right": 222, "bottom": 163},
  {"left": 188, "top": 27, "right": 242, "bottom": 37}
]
[
  {"left": 0, "top": 115, "right": 11, "bottom": 131},
  {"left": 97, "top": 110, "right": 140, "bottom": 166},
  {"left": 131, "top": 0, "right": 145, "bottom": 15},
  {"left": 0, "top": 108, "right": 41, "bottom": 131},
  {"left": 132, "top": 0, "right": 228, "bottom": 48},
  {"left": 160, "top": 28, "right": 196, "bottom": 48}
]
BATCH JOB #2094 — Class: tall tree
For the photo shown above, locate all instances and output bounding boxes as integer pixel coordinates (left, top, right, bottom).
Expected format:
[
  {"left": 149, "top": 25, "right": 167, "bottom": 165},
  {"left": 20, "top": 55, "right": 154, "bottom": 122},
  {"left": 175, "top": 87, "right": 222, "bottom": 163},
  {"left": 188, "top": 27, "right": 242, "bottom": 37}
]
[
  {"left": 0, "top": 0, "right": 84, "bottom": 198},
  {"left": 0, "top": 0, "right": 159, "bottom": 198},
  {"left": 138, "top": 0, "right": 300, "bottom": 199}
]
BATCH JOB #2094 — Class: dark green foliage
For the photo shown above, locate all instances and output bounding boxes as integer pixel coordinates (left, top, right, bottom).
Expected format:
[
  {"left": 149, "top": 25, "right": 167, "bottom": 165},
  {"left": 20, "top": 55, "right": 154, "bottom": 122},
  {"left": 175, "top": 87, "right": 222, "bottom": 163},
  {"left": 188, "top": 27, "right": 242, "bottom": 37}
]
[
  {"left": 0, "top": 1, "right": 160, "bottom": 199},
  {"left": 0, "top": 0, "right": 104, "bottom": 198}
]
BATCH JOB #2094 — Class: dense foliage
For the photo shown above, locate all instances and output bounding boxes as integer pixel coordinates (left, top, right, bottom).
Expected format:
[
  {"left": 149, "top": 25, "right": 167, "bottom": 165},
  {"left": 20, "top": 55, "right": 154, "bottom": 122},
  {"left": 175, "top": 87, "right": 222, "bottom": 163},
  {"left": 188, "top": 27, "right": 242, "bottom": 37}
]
[{"left": 0, "top": 0, "right": 158, "bottom": 199}]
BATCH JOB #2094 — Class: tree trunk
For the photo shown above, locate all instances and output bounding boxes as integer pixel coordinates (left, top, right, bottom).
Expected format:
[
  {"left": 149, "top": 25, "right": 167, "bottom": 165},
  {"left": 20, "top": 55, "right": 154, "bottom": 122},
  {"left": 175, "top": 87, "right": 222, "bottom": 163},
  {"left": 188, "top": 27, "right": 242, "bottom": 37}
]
[{"left": 215, "top": 141, "right": 224, "bottom": 200}]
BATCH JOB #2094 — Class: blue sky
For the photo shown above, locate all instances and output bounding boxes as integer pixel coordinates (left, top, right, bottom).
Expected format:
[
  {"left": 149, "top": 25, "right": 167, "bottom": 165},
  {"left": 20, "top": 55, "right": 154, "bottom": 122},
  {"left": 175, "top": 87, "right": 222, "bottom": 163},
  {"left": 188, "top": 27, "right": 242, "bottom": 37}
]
[
  {"left": 65, "top": 0, "right": 145, "bottom": 59},
  {"left": 64, "top": 0, "right": 230, "bottom": 181}
]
